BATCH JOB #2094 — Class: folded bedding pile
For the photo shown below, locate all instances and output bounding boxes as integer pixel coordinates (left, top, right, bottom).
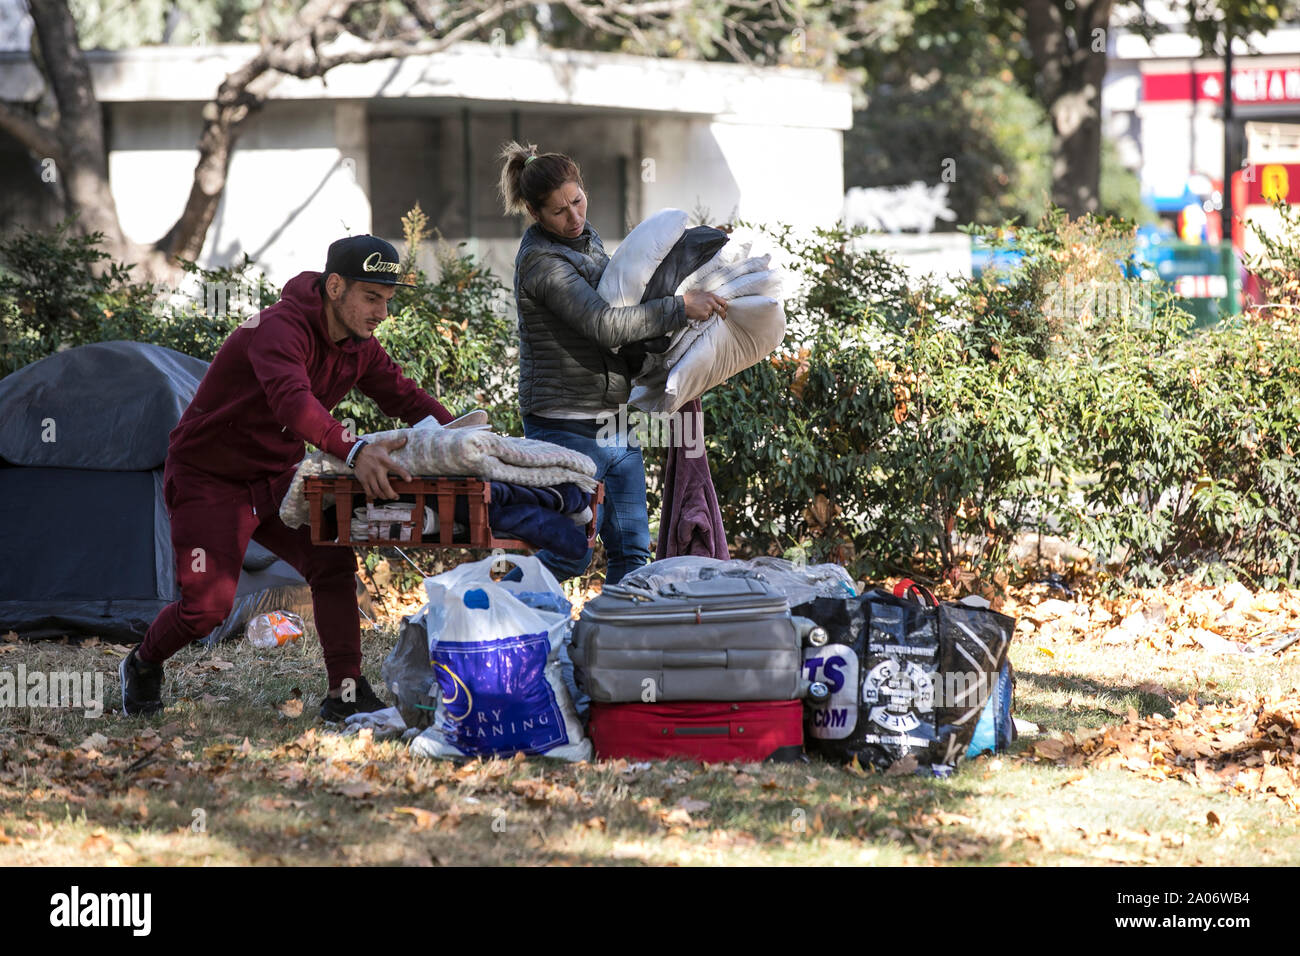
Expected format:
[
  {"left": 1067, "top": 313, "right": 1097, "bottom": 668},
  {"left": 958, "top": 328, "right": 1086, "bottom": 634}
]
[
  {"left": 279, "top": 422, "right": 598, "bottom": 554},
  {"left": 595, "top": 209, "right": 787, "bottom": 415}
]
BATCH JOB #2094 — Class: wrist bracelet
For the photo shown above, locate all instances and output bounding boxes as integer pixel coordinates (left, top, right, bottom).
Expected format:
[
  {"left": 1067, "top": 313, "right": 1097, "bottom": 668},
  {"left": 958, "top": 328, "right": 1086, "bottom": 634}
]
[{"left": 345, "top": 438, "right": 368, "bottom": 469}]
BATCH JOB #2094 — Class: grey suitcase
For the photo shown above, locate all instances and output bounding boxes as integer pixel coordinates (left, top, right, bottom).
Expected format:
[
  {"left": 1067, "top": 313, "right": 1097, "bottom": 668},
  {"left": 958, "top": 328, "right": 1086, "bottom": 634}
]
[{"left": 571, "top": 577, "right": 814, "bottom": 703}]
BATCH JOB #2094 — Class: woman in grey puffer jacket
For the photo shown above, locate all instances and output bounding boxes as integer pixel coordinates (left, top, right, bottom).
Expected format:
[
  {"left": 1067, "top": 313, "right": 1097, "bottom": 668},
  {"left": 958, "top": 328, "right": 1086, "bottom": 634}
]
[{"left": 498, "top": 141, "right": 727, "bottom": 584}]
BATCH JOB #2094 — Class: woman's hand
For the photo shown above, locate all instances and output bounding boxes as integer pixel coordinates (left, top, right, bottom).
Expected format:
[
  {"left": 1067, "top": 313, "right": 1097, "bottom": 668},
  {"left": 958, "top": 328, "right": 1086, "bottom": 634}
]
[{"left": 683, "top": 290, "right": 728, "bottom": 323}]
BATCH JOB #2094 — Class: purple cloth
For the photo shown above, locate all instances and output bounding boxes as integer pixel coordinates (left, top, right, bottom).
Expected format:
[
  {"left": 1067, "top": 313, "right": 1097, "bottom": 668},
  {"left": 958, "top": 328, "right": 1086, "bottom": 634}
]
[{"left": 656, "top": 398, "right": 729, "bottom": 560}]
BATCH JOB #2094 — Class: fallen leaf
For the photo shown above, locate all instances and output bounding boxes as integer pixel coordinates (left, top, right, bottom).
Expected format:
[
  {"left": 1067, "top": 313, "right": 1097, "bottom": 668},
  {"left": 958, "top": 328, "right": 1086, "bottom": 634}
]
[
  {"left": 1034, "top": 738, "right": 1068, "bottom": 760},
  {"left": 78, "top": 732, "right": 109, "bottom": 752},
  {"left": 200, "top": 659, "right": 235, "bottom": 672},
  {"left": 932, "top": 812, "right": 974, "bottom": 826},
  {"left": 886, "top": 754, "right": 919, "bottom": 776},
  {"left": 1206, "top": 810, "right": 1221, "bottom": 827},
  {"left": 336, "top": 780, "right": 379, "bottom": 799},
  {"left": 276, "top": 698, "right": 304, "bottom": 719},
  {"left": 675, "top": 797, "right": 710, "bottom": 813},
  {"left": 394, "top": 806, "right": 439, "bottom": 829},
  {"left": 80, "top": 828, "right": 114, "bottom": 853}
]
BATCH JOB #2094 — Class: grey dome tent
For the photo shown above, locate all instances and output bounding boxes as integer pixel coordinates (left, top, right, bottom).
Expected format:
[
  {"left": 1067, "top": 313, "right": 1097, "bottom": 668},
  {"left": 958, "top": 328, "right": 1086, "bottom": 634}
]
[{"left": 0, "top": 341, "right": 312, "bottom": 642}]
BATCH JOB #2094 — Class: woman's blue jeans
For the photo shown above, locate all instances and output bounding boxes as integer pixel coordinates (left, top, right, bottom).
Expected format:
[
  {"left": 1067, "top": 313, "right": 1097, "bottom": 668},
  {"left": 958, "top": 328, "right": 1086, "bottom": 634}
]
[{"left": 522, "top": 414, "right": 652, "bottom": 585}]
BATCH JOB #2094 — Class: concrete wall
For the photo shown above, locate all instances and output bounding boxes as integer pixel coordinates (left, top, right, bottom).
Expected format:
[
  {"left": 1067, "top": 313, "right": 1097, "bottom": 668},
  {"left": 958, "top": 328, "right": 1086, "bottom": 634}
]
[
  {"left": 1, "top": 42, "right": 851, "bottom": 288},
  {"left": 106, "top": 100, "right": 371, "bottom": 283}
]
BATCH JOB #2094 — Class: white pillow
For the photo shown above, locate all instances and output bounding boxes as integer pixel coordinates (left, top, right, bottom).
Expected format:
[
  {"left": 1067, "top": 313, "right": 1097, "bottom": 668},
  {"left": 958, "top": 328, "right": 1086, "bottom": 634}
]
[
  {"left": 673, "top": 240, "right": 752, "bottom": 295},
  {"left": 596, "top": 208, "right": 690, "bottom": 307},
  {"left": 711, "top": 268, "right": 784, "bottom": 301},
  {"left": 699, "top": 254, "right": 771, "bottom": 294},
  {"left": 631, "top": 295, "right": 786, "bottom": 414}
]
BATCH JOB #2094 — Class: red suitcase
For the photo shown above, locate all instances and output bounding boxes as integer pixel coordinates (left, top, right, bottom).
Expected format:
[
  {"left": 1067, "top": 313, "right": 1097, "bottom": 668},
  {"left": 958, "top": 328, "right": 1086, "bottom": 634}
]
[{"left": 588, "top": 700, "right": 804, "bottom": 763}]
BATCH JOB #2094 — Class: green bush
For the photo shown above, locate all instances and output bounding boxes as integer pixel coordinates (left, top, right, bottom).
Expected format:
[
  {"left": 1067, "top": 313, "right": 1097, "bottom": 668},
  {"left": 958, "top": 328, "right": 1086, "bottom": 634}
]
[
  {"left": 705, "top": 211, "right": 1300, "bottom": 589},
  {"left": 7, "top": 210, "right": 1295, "bottom": 590},
  {"left": 0, "top": 210, "right": 520, "bottom": 442},
  {"left": 0, "top": 219, "right": 273, "bottom": 374}
]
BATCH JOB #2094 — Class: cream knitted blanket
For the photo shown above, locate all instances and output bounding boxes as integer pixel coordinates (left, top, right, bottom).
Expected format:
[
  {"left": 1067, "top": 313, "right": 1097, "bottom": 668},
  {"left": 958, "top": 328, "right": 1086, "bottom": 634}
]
[{"left": 279, "top": 426, "right": 598, "bottom": 529}]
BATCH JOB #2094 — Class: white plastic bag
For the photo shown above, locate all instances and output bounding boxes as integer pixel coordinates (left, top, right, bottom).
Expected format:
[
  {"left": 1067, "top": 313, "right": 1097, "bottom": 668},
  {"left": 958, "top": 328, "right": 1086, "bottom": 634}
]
[
  {"left": 710, "top": 268, "right": 783, "bottom": 301},
  {"left": 423, "top": 553, "right": 562, "bottom": 606},
  {"left": 409, "top": 580, "right": 590, "bottom": 761},
  {"left": 674, "top": 241, "right": 753, "bottom": 295}
]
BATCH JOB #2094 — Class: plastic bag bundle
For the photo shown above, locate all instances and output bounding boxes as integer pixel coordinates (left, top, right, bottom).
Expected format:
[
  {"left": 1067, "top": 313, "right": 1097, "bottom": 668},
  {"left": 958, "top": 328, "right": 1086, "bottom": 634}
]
[
  {"left": 710, "top": 268, "right": 783, "bottom": 302},
  {"left": 673, "top": 239, "right": 753, "bottom": 294},
  {"left": 408, "top": 555, "right": 590, "bottom": 761},
  {"left": 381, "top": 604, "right": 444, "bottom": 730},
  {"left": 697, "top": 254, "right": 772, "bottom": 295}
]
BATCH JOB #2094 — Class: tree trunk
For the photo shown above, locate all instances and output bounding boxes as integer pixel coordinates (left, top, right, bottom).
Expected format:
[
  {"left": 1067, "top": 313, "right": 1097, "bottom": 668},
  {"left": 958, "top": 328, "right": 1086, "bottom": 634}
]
[
  {"left": 26, "top": 0, "right": 133, "bottom": 262},
  {"left": 153, "top": 73, "right": 273, "bottom": 264},
  {"left": 1024, "top": 0, "right": 1115, "bottom": 218}
]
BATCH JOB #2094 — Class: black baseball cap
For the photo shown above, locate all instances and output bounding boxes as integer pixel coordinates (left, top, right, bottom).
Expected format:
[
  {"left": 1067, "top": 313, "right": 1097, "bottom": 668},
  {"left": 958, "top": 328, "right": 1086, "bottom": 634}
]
[{"left": 323, "top": 234, "right": 416, "bottom": 287}]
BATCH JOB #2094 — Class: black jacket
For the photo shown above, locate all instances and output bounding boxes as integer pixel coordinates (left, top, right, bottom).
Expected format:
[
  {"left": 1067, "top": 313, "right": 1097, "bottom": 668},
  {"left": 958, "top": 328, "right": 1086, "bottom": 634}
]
[{"left": 513, "top": 222, "right": 686, "bottom": 416}]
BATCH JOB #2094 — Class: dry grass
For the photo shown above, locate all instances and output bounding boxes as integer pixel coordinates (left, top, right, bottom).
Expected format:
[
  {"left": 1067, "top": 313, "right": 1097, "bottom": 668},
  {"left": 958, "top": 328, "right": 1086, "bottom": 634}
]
[{"left": 2, "top": 578, "right": 1300, "bottom": 866}]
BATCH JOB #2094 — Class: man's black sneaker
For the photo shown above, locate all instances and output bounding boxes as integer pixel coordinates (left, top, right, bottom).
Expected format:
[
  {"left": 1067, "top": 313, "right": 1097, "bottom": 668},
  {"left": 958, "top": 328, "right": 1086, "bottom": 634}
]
[
  {"left": 120, "top": 647, "right": 164, "bottom": 716},
  {"left": 319, "top": 675, "right": 388, "bottom": 723}
]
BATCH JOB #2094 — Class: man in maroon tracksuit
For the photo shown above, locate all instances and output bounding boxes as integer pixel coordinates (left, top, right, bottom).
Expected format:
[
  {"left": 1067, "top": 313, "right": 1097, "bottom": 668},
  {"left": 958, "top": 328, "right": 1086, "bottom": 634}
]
[{"left": 121, "top": 235, "right": 454, "bottom": 720}]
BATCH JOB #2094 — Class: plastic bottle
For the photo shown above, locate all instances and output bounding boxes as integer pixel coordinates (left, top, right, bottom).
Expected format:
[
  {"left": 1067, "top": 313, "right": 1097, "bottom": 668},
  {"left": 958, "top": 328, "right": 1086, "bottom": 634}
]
[{"left": 245, "top": 611, "right": 305, "bottom": 648}]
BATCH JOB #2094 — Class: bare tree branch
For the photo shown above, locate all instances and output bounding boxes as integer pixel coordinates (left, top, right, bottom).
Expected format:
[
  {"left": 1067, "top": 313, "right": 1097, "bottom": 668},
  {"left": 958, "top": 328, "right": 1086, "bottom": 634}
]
[{"left": 0, "top": 101, "right": 62, "bottom": 161}]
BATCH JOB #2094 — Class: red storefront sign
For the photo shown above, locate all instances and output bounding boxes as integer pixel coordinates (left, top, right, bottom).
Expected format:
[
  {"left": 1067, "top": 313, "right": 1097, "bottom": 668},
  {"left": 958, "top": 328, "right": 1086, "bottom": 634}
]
[
  {"left": 1235, "top": 163, "right": 1298, "bottom": 206},
  {"left": 1143, "top": 67, "right": 1300, "bottom": 104}
]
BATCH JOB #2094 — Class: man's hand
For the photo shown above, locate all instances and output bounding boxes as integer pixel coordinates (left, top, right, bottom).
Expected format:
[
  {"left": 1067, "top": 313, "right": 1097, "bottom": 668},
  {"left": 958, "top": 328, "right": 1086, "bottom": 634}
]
[
  {"left": 684, "top": 290, "right": 728, "bottom": 323},
  {"left": 353, "top": 436, "right": 412, "bottom": 500}
]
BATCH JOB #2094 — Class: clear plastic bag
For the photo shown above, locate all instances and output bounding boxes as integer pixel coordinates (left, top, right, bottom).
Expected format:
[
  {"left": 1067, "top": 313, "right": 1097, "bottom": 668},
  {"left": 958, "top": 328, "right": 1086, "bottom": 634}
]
[
  {"left": 381, "top": 606, "right": 444, "bottom": 730},
  {"left": 620, "top": 556, "right": 855, "bottom": 607}
]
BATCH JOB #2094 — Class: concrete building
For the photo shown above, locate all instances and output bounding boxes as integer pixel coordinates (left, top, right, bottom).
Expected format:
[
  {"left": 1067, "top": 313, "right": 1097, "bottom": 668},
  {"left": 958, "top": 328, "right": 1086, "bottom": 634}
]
[{"left": 0, "top": 37, "right": 852, "bottom": 285}]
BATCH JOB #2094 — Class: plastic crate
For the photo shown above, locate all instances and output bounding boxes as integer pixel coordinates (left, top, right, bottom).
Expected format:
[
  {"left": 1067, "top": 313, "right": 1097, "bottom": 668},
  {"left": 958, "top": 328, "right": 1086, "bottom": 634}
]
[{"left": 303, "top": 475, "right": 602, "bottom": 552}]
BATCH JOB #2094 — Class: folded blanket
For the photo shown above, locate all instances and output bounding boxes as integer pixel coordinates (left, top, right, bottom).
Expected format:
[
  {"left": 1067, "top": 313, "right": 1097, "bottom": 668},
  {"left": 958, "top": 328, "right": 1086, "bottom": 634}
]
[{"left": 279, "top": 427, "right": 597, "bottom": 529}]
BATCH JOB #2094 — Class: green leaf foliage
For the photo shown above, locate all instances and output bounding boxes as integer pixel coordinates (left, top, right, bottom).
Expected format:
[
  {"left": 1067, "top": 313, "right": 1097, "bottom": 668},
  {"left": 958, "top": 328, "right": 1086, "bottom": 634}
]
[{"left": 704, "top": 211, "right": 1300, "bottom": 589}]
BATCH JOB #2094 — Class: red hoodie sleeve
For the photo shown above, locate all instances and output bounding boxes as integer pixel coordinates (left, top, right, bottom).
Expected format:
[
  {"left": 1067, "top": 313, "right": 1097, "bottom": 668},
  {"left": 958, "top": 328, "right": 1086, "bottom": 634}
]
[
  {"left": 246, "top": 314, "right": 358, "bottom": 461},
  {"left": 356, "top": 342, "right": 454, "bottom": 426}
]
